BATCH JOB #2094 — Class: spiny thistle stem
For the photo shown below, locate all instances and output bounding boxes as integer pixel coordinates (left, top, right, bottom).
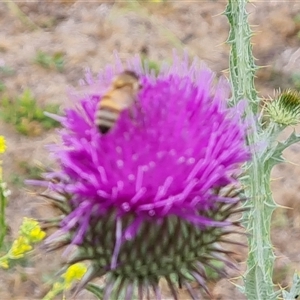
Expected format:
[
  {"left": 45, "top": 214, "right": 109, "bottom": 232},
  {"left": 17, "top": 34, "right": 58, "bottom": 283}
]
[
  {"left": 225, "top": 0, "right": 258, "bottom": 112},
  {"left": 225, "top": 1, "right": 278, "bottom": 299}
]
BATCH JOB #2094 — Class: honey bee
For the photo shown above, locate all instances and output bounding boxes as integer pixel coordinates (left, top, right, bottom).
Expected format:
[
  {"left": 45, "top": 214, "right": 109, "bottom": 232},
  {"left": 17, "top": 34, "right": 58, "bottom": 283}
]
[{"left": 95, "top": 70, "right": 142, "bottom": 134}]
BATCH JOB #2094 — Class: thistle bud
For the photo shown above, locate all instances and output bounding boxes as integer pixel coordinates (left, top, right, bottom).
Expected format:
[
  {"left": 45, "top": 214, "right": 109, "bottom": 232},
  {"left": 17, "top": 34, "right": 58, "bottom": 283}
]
[{"left": 264, "top": 90, "right": 300, "bottom": 126}]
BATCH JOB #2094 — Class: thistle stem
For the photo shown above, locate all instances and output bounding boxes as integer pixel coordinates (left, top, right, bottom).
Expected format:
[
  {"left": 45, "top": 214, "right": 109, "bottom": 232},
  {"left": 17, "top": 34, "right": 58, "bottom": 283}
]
[{"left": 225, "top": 0, "right": 278, "bottom": 299}]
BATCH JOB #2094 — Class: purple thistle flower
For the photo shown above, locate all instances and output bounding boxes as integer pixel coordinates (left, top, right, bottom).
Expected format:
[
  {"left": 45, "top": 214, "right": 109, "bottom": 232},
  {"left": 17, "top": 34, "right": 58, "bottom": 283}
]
[{"left": 33, "top": 53, "right": 249, "bottom": 299}]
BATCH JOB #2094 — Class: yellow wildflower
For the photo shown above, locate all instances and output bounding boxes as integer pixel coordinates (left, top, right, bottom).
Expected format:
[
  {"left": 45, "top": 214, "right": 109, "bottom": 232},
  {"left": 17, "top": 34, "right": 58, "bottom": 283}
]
[
  {"left": 9, "top": 236, "right": 32, "bottom": 259},
  {"left": 42, "top": 264, "right": 87, "bottom": 300},
  {"left": 28, "top": 226, "right": 46, "bottom": 242},
  {"left": 19, "top": 217, "right": 46, "bottom": 243},
  {"left": 62, "top": 263, "right": 87, "bottom": 288},
  {"left": 0, "top": 136, "right": 6, "bottom": 153}
]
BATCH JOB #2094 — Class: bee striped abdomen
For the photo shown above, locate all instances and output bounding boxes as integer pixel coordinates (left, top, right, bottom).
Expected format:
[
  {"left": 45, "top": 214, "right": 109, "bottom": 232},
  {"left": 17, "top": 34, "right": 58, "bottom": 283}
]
[{"left": 95, "top": 99, "right": 121, "bottom": 134}]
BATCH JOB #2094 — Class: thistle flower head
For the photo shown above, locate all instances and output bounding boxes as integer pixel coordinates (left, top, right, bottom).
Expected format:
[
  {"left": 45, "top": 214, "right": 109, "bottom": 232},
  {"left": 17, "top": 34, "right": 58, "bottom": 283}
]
[
  {"left": 34, "top": 54, "right": 249, "bottom": 299},
  {"left": 265, "top": 89, "right": 300, "bottom": 126}
]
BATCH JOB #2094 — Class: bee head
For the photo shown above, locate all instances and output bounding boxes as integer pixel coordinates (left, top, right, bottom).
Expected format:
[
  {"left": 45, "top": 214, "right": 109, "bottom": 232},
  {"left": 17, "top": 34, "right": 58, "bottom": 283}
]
[
  {"left": 122, "top": 70, "right": 139, "bottom": 80},
  {"left": 113, "top": 70, "right": 142, "bottom": 91}
]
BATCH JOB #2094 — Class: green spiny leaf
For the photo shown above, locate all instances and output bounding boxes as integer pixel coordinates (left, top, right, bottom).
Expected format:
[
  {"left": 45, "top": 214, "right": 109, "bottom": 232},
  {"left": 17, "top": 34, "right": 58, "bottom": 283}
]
[{"left": 282, "top": 273, "right": 300, "bottom": 300}]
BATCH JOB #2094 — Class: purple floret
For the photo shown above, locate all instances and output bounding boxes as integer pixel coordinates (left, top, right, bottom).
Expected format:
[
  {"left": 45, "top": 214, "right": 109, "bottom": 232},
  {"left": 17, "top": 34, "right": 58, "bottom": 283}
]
[{"left": 41, "top": 54, "right": 249, "bottom": 244}]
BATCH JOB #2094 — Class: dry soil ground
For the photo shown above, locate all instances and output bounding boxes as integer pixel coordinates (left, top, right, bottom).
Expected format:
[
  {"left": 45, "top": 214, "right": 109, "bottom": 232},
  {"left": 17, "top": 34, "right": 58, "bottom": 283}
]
[{"left": 1, "top": 1, "right": 300, "bottom": 299}]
